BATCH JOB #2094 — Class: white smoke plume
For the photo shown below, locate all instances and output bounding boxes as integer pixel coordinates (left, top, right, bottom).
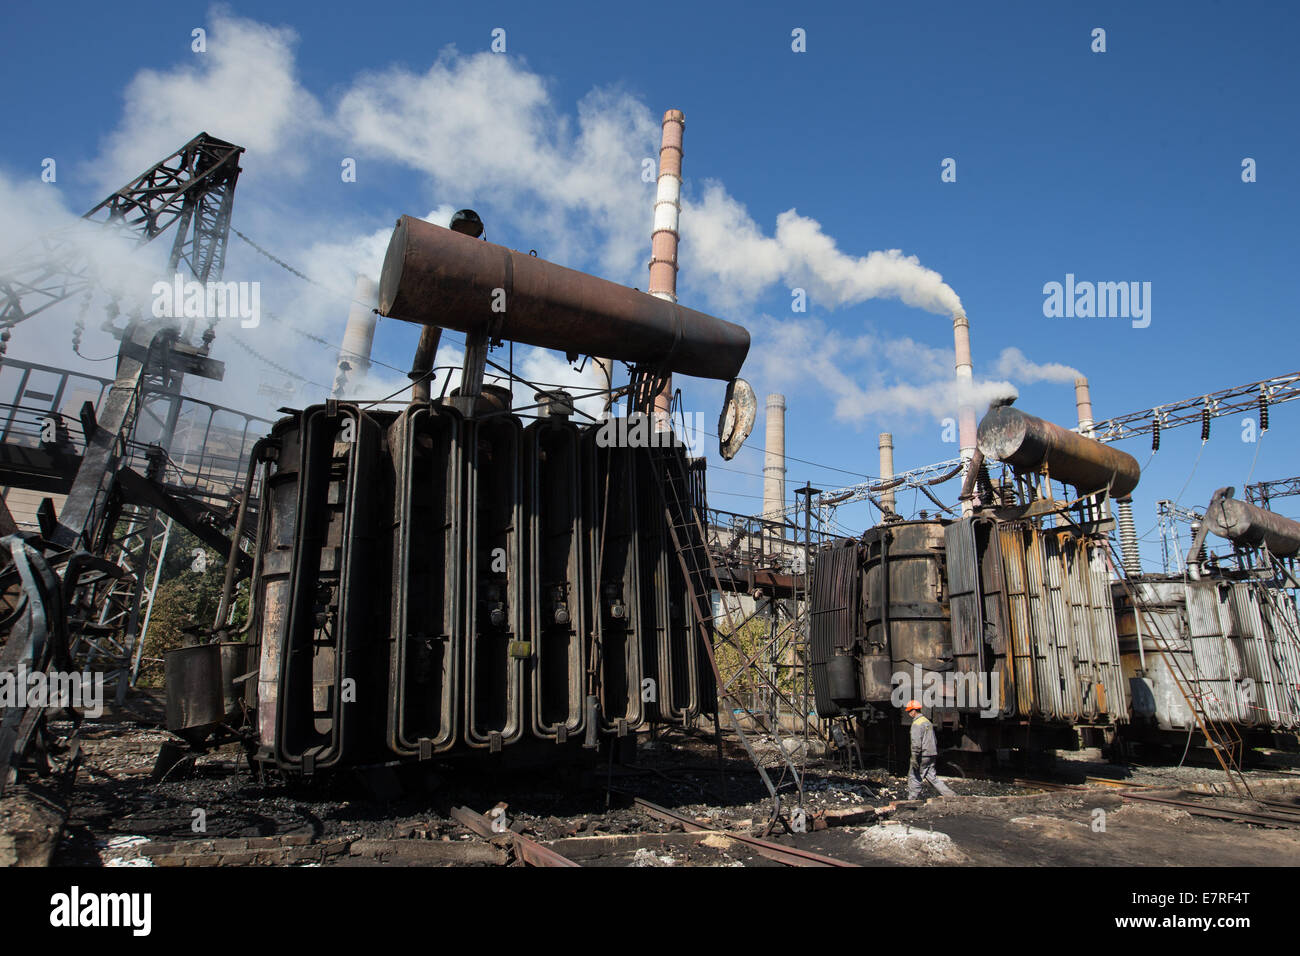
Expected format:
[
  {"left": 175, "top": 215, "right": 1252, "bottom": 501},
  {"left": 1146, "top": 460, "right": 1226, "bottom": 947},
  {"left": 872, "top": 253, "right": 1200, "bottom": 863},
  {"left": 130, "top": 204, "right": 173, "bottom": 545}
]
[
  {"left": 4, "top": 8, "right": 970, "bottom": 434},
  {"left": 683, "top": 187, "right": 963, "bottom": 316},
  {"left": 990, "top": 347, "right": 1081, "bottom": 384}
]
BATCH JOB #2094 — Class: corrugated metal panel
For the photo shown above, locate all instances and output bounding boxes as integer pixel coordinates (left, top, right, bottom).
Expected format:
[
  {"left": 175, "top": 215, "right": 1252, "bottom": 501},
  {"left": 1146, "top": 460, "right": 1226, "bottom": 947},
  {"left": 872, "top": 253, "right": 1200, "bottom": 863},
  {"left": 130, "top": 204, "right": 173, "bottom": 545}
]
[
  {"left": 1084, "top": 541, "right": 1128, "bottom": 721},
  {"left": 997, "top": 524, "right": 1036, "bottom": 717},
  {"left": 1261, "top": 590, "right": 1300, "bottom": 729},
  {"left": 1225, "top": 583, "right": 1276, "bottom": 728},
  {"left": 944, "top": 518, "right": 983, "bottom": 673},
  {"left": 1184, "top": 582, "right": 1239, "bottom": 724},
  {"left": 808, "top": 538, "right": 860, "bottom": 717}
]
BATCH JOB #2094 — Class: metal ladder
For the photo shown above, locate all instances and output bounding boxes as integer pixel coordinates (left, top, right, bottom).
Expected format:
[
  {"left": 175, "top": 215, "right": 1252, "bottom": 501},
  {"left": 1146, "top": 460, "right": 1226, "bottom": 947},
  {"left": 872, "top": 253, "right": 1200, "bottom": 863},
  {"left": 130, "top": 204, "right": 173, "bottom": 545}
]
[
  {"left": 1105, "top": 546, "right": 1252, "bottom": 797},
  {"left": 644, "top": 439, "right": 806, "bottom": 822}
]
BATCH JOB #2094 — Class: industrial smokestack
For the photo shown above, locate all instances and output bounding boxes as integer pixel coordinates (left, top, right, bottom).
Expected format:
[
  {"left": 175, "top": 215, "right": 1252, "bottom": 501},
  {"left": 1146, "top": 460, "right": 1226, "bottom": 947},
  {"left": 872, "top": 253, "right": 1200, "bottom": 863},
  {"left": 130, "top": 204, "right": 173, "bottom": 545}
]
[
  {"left": 649, "top": 109, "right": 685, "bottom": 431},
  {"left": 952, "top": 311, "right": 976, "bottom": 460},
  {"left": 952, "top": 311, "right": 977, "bottom": 513},
  {"left": 878, "top": 432, "right": 895, "bottom": 514},
  {"left": 763, "top": 393, "right": 786, "bottom": 524},
  {"left": 333, "top": 274, "right": 379, "bottom": 397},
  {"left": 1074, "top": 375, "right": 1094, "bottom": 436}
]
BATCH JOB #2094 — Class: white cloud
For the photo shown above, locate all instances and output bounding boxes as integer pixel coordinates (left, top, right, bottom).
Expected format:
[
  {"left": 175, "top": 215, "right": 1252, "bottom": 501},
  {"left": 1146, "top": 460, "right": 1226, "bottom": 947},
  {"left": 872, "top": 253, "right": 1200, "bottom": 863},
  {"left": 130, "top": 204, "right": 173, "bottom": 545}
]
[
  {"left": 92, "top": 8, "right": 324, "bottom": 190},
  {"left": 6, "top": 14, "right": 980, "bottom": 435}
]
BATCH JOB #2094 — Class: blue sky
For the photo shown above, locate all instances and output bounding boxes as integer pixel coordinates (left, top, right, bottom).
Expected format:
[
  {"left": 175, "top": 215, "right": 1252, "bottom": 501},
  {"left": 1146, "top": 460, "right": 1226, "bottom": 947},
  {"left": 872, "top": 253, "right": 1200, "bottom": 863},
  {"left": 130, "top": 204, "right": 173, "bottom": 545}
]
[{"left": 2, "top": 1, "right": 1298, "bottom": 568}]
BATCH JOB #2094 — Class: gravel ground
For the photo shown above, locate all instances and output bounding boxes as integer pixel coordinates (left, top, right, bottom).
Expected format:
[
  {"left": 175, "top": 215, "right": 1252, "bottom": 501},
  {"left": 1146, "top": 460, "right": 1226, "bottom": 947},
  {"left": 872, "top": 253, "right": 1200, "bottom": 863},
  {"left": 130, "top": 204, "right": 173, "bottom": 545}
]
[{"left": 41, "top": 698, "right": 1300, "bottom": 867}]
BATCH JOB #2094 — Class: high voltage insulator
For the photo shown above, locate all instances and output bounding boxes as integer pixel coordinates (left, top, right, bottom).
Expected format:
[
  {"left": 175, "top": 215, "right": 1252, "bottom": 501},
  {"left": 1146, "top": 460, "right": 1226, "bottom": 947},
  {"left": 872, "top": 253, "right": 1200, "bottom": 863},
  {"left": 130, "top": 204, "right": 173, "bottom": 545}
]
[
  {"left": 1260, "top": 390, "right": 1270, "bottom": 432},
  {"left": 1201, "top": 405, "right": 1211, "bottom": 441},
  {"left": 1152, "top": 418, "right": 1161, "bottom": 451}
]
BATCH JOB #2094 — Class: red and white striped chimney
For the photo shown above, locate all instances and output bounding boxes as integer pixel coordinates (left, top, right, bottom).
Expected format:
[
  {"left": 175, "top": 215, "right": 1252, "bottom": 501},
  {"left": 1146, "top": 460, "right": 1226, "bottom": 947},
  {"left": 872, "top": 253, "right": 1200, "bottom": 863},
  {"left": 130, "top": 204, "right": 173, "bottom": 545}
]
[{"left": 649, "top": 109, "right": 684, "bottom": 431}]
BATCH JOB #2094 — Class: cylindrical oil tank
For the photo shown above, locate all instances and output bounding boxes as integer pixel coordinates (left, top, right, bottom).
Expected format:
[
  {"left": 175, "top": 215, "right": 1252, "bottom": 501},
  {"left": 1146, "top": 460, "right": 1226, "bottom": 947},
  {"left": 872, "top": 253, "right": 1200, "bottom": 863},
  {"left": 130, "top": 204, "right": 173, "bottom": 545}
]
[
  {"left": 978, "top": 405, "right": 1140, "bottom": 498},
  {"left": 379, "top": 216, "right": 749, "bottom": 382},
  {"left": 165, "top": 643, "right": 223, "bottom": 736},
  {"left": 1204, "top": 489, "right": 1300, "bottom": 557},
  {"left": 862, "top": 521, "right": 951, "bottom": 674}
]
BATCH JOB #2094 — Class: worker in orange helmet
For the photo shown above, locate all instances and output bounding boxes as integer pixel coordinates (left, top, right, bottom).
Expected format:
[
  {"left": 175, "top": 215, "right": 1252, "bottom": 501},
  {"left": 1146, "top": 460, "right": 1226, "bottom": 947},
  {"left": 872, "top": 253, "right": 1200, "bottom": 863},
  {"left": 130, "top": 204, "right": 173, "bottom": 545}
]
[{"left": 906, "top": 700, "right": 955, "bottom": 800}]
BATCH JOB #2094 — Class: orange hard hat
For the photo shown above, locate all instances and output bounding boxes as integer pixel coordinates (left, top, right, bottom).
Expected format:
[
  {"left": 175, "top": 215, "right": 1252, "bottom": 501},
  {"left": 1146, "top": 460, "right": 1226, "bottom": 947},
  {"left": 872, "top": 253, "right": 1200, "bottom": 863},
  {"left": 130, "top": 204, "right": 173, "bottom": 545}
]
[{"left": 905, "top": 699, "right": 921, "bottom": 712}]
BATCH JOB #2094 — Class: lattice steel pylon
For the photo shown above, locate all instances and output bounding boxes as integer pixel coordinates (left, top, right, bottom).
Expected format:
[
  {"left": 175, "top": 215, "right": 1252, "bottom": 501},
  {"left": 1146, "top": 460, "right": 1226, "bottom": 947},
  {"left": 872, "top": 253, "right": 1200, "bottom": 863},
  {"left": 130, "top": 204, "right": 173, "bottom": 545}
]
[
  {"left": 0, "top": 133, "right": 245, "bottom": 696},
  {"left": 0, "top": 133, "right": 243, "bottom": 333}
]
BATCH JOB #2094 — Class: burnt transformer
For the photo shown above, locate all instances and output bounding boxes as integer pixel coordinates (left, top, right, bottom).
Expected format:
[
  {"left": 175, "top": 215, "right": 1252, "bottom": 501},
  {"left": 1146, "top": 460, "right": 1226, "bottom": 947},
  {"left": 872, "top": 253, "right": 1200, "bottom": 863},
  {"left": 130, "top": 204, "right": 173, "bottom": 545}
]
[
  {"left": 811, "top": 404, "right": 1139, "bottom": 764},
  {"left": 236, "top": 399, "right": 714, "bottom": 772},
  {"left": 811, "top": 517, "right": 1129, "bottom": 760}
]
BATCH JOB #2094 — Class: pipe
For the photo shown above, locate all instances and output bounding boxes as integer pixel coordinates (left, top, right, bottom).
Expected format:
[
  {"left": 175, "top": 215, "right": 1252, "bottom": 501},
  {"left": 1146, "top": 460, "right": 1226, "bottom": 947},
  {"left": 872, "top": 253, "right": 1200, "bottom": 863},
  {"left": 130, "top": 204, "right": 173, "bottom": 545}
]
[
  {"left": 878, "top": 433, "right": 895, "bottom": 513},
  {"left": 409, "top": 325, "right": 442, "bottom": 403},
  {"left": 762, "top": 393, "right": 786, "bottom": 523},
  {"left": 593, "top": 356, "right": 614, "bottom": 419},
  {"left": 213, "top": 437, "right": 266, "bottom": 631},
  {"left": 977, "top": 405, "right": 1141, "bottom": 499},
  {"left": 1204, "top": 487, "right": 1300, "bottom": 557},
  {"left": 333, "top": 275, "right": 379, "bottom": 397},
  {"left": 650, "top": 110, "right": 685, "bottom": 430},
  {"left": 379, "top": 216, "right": 748, "bottom": 381}
]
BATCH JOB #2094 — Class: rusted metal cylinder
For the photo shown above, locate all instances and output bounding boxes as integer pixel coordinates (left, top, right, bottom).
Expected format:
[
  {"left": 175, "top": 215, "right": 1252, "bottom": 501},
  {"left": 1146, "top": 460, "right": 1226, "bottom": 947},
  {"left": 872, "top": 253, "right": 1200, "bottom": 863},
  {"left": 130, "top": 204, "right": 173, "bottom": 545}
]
[
  {"left": 378, "top": 216, "right": 749, "bottom": 381},
  {"left": 1204, "top": 490, "right": 1300, "bottom": 557},
  {"left": 977, "top": 405, "right": 1140, "bottom": 498}
]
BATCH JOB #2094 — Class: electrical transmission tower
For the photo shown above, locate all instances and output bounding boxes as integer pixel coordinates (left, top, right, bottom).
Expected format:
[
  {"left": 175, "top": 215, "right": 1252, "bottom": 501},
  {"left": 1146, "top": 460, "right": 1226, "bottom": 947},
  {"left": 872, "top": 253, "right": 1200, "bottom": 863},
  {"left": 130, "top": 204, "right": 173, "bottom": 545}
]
[{"left": 0, "top": 133, "right": 247, "bottom": 697}]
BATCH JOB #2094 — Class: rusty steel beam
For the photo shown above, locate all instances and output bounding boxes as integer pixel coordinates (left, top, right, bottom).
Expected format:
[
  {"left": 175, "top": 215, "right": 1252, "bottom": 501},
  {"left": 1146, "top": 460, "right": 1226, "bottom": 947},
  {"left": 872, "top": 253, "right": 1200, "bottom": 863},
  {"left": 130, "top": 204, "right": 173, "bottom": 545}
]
[
  {"left": 379, "top": 216, "right": 749, "bottom": 381},
  {"left": 1118, "top": 792, "right": 1300, "bottom": 829},
  {"left": 978, "top": 405, "right": 1141, "bottom": 498},
  {"left": 633, "top": 798, "right": 859, "bottom": 867},
  {"left": 449, "top": 806, "right": 580, "bottom": 867}
]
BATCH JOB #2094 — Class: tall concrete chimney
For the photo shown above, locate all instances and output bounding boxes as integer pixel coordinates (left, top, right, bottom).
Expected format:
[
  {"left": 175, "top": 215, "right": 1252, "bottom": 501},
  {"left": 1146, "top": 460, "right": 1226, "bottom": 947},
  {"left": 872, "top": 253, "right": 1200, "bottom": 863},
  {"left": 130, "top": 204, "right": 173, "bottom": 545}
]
[
  {"left": 763, "top": 393, "right": 786, "bottom": 522},
  {"left": 649, "top": 109, "right": 684, "bottom": 431},
  {"left": 1074, "top": 375, "right": 1094, "bottom": 436},
  {"left": 878, "top": 432, "right": 895, "bottom": 514},
  {"left": 952, "top": 310, "right": 977, "bottom": 514},
  {"left": 333, "top": 274, "right": 379, "bottom": 397},
  {"left": 952, "top": 311, "right": 976, "bottom": 461}
]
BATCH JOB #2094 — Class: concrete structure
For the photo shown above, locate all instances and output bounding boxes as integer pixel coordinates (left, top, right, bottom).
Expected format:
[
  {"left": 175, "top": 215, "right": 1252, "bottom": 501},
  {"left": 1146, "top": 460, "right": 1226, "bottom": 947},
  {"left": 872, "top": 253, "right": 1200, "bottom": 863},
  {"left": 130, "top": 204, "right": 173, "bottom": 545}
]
[
  {"left": 763, "top": 393, "right": 786, "bottom": 522},
  {"left": 1074, "top": 375, "right": 1094, "bottom": 436},
  {"left": 952, "top": 311, "right": 976, "bottom": 463},
  {"left": 878, "top": 432, "right": 895, "bottom": 513},
  {"left": 333, "top": 274, "right": 379, "bottom": 397}
]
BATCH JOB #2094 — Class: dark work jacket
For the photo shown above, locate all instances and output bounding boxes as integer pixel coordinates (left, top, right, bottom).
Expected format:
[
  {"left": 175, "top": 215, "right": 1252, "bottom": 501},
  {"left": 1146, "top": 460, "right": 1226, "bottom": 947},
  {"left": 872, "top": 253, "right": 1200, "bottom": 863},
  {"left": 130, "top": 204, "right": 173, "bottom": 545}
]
[{"left": 909, "top": 714, "right": 938, "bottom": 758}]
